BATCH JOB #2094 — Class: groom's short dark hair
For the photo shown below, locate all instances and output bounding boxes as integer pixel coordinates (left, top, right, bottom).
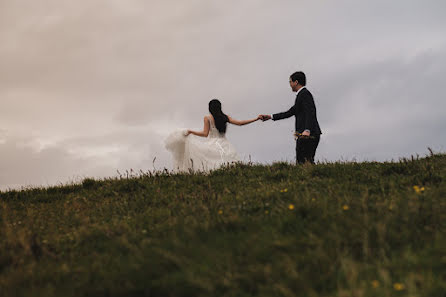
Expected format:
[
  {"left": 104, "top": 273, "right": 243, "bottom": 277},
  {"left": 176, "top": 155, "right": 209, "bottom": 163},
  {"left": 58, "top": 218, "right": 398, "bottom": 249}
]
[{"left": 290, "top": 71, "right": 306, "bottom": 86}]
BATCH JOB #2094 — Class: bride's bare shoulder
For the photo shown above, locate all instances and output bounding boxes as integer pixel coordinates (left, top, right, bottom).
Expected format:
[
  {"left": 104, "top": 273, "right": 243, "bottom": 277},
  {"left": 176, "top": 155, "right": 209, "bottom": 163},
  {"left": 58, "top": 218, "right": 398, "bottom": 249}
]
[{"left": 206, "top": 114, "right": 215, "bottom": 123}]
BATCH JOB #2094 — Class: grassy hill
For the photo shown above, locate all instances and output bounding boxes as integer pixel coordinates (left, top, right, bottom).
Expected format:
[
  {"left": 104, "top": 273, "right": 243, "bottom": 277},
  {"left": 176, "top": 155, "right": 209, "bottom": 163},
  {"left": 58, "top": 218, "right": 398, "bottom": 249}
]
[{"left": 0, "top": 154, "right": 445, "bottom": 297}]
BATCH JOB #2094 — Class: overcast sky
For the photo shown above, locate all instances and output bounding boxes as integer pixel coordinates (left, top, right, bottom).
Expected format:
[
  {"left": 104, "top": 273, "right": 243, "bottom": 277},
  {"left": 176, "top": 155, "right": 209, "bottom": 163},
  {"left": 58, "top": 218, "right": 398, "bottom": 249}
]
[{"left": 1, "top": 0, "right": 445, "bottom": 190}]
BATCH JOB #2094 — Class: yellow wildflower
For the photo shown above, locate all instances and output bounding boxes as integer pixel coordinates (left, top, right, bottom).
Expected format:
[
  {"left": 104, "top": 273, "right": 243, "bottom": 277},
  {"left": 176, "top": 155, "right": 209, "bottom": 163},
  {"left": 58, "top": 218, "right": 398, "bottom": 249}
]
[
  {"left": 413, "top": 185, "right": 425, "bottom": 194},
  {"left": 280, "top": 188, "right": 288, "bottom": 193},
  {"left": 312, "top": 198, "right": 316, "bottom": 201},
  {"left": 61, "top": 263, "right": 69, "bottom": 273},
  {"left": 343, "top": 205, "right": 349, "bottom": 211},
  {"left": 288, "top": 204, "right": 295, "bottom": 210},
  {"left": 264, "top": 210, "right": 269, "bottom": 214},
  {"left": 371, "top": 280, "right": 379, "bottom": 288},
  {"left": 218, "top": 210, "right": 223, "bottom": 215},
  {"left": 393, "top": 283, "right": 404, "bottom": 291}
]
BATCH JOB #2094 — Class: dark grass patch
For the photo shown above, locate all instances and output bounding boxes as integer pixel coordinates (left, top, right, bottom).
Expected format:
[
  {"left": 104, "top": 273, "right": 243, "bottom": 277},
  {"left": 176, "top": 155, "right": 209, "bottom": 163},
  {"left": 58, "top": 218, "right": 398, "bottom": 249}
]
[{"left": 0, "top": 154, "right": 445, "bottom": 296}]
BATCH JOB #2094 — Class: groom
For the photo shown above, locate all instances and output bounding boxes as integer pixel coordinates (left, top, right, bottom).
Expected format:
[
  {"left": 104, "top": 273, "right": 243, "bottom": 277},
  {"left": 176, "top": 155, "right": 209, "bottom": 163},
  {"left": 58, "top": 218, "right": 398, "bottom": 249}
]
[{"left": 261, "top": 71, "right": 322, "bottom": 164}]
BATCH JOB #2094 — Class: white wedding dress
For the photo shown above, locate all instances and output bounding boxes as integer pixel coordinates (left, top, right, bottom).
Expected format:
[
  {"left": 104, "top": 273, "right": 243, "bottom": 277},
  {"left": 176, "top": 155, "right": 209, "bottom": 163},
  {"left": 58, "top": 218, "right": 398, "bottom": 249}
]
[{"left": 165, "top": 118, "right": 239, "bottom": 172}]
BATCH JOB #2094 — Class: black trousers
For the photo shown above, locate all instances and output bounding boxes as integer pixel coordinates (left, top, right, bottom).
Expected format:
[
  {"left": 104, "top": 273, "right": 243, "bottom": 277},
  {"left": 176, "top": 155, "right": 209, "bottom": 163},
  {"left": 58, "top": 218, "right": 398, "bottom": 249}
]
[{"left": 296, "top": 135, "right": 320, "bottom": 164}]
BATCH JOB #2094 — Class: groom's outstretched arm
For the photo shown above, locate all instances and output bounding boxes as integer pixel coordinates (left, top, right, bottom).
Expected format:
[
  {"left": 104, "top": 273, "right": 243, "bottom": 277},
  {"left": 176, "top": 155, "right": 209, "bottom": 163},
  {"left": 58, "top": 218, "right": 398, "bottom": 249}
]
[{"left": 272, "top": 104, "right": 296, "bottom": 121}]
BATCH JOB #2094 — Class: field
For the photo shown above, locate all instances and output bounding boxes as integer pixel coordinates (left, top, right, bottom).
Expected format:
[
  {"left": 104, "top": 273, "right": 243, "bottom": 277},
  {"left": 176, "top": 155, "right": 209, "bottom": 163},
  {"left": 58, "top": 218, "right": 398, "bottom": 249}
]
[{"left": 0, "top": 153, "right": 445, "bottom": 297}]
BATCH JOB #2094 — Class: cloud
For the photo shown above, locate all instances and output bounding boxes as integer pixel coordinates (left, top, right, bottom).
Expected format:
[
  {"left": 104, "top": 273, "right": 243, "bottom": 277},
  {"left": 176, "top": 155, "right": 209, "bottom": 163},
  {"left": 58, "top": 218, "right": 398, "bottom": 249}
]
[
  {"left": 1, "top": 0, "right": 446, "bottom": 189},
  {"left": 313, "top": 47, "right": 446, "bottom": 161},
  {"left": 0, "top": 134, "right": 103, "bottom": 190},
  {"left": 0, "top": 127, "right": 174, "bottom": 191}
]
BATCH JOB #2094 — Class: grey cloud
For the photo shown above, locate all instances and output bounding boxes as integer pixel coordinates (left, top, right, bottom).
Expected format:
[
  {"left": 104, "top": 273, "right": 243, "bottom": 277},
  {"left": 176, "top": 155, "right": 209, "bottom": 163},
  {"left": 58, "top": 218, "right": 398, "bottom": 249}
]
[
  {"left": 313, "top": 48, "right": 446, "bottom": 161},
  {"left": 0, "top": 134, "right": 108, "bottom": 191},
  {"left": 1, "top": 0, "right": 446, "bottom": 189},
  {"left": 0, "top": 128, "right": 172, "bottom": 191}
]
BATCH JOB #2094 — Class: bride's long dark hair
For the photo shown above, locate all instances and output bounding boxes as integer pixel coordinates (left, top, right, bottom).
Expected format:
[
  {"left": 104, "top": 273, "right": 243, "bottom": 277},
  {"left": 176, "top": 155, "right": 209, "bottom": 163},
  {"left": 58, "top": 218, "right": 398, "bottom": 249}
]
[{"left": 209, "top": 99, "right": 229, "bottom": 134}]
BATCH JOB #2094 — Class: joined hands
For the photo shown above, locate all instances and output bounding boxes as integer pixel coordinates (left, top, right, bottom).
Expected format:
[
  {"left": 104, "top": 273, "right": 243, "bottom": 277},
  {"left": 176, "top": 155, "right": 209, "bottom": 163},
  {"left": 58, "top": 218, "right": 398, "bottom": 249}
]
[{"left": 258, "top": 114, "right": 272, "bottom": 121}]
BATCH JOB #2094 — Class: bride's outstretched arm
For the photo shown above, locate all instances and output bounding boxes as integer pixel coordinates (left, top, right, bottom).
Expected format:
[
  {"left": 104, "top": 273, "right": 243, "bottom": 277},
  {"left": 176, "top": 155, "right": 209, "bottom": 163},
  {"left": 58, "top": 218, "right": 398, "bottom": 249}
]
[
  {"left": 228, "top": 115, "right": 261, "bottom": 126},
  {"left": 186, "top": 117, "right": 211, "bottom": 137}
]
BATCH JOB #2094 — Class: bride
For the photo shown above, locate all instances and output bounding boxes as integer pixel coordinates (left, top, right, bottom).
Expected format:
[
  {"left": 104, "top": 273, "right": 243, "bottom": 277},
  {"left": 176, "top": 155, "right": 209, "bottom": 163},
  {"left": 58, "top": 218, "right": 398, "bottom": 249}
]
[{"left": 165, "top": 99, "right": 261, "bottom": 172}]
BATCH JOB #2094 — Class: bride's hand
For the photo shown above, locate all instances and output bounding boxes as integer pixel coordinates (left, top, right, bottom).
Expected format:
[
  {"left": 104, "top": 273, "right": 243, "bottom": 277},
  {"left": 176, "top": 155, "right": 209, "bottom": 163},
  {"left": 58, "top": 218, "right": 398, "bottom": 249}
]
[{"left": 185, "top": 130, "right": 191, "bottom": 136}]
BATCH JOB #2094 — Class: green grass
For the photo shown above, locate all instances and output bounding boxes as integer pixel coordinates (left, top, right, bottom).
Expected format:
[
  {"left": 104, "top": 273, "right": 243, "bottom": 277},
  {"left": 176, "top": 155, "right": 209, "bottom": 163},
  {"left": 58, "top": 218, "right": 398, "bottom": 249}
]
[{"left": 1, "top": 154, "right": 445, "bottom": 297}]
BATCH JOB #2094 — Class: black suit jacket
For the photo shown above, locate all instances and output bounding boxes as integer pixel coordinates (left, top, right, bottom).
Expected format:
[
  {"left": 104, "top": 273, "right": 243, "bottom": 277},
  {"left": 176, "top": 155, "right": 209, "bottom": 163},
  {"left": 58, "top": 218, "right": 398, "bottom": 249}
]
[{"left": 273, "top": 87, "right": 322, "bottom": 135}]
